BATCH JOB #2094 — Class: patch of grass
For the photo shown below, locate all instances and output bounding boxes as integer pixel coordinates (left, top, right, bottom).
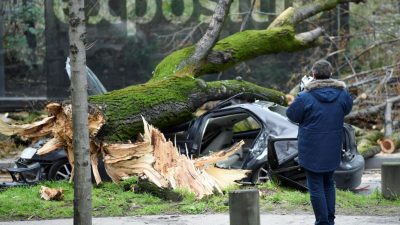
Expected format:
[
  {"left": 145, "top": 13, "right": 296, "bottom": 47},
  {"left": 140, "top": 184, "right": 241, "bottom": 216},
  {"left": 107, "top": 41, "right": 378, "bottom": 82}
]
[
  {"left": 0, "top": 180, "right": 398, "bottom": 220},
  {"left": 257, "top": 181, "right": 400, "bottom": 214},
  {"left": 0, "top": 181, "right": 73, "bottom": 220}
]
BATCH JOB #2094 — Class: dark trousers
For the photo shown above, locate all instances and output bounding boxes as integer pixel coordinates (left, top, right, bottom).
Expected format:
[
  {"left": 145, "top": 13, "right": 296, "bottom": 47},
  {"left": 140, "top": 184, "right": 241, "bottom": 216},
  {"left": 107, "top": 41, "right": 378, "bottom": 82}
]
[{"left": 305, "top": 169, "right": 336, "bottom": 225}]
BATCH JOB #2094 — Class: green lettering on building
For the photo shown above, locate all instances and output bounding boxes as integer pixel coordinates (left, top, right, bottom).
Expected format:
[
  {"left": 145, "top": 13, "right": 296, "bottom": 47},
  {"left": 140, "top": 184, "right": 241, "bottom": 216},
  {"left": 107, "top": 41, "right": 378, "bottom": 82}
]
[
  {"left": 161, "top": 0, "right": 194, "bottom": 25},
  {"left": 229, "top": 0, "right": 241, "bottom": 23},
  {"left": 88, "top": 0, "right": 122, "bottom": 24},
  {"left": 127, "top": 0, "right": 157, "bottom": 24},
  {"left": 198, "top": 0, "right": 217, "bottom": 22},
  {"left": 251, "top": 0, "right": 286, "bottom": 23},
  {"left": 52, "top": 0, "right": 289, "bottom": 34},
  {"left": 126, "top": 0, "right": 157, "bottom": 36}
]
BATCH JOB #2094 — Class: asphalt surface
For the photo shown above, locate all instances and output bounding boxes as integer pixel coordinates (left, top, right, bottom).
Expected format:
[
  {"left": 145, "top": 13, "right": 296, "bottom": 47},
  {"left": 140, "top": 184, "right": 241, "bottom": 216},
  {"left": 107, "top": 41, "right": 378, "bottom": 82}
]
[{"left": 0, "top": 214, "right": 399, "bottom": 225}]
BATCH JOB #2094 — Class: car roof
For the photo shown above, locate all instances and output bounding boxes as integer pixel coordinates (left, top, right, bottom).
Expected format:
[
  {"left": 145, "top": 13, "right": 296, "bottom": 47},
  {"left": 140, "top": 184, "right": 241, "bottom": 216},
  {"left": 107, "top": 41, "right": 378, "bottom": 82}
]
[{"left": 217, "top": 100, "right": 299, "bottom": 138}]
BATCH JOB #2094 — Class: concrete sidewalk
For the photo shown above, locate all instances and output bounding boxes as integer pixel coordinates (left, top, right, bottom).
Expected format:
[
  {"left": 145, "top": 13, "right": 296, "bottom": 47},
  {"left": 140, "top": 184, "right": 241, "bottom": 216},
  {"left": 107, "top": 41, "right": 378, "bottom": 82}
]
[{"left": 0, "top": 214, "right": 399, "bottom": 225}]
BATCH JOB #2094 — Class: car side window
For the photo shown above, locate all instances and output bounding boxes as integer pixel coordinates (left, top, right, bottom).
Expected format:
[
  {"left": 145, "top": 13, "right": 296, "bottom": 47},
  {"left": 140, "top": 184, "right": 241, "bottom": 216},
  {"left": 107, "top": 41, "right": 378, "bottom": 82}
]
[{"left": 232, "top": 116, "right": 260, "bottom": 133}]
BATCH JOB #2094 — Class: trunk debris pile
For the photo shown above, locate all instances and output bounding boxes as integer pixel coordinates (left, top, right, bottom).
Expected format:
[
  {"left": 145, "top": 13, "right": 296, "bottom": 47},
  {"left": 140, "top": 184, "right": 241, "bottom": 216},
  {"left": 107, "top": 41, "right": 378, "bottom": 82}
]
[
  {"left": 344, "top": 63, "right": 400, "bottom": 129},
  {"left": 344, "top": 63, "right": 400, "bottom": 156}
]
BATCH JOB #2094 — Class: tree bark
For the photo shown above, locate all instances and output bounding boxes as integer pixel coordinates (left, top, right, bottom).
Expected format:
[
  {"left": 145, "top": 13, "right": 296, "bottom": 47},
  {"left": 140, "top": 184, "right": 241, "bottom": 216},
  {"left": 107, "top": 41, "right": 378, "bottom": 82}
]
[
  {"left": 384, "top": 101, "right": 393, "bottom": 137},
  {"left": 68, "top": 0, "right": 92, "bottom": 224},
  {"left": 91, "top": 78, "right": 285, "bottom": 141}
]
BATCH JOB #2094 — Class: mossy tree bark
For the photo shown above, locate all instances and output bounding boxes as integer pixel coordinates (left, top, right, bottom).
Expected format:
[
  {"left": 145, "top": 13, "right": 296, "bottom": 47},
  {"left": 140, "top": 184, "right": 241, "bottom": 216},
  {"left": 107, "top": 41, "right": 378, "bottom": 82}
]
[{"left": 88, "top": 0, "right": 365, "bottom": 142}]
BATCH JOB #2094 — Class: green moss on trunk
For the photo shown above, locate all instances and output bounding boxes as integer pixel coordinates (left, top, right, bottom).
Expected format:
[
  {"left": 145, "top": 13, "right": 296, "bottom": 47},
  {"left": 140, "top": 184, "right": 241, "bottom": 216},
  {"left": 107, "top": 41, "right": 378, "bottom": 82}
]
[
  {"left": 151, "top": 26, "right": 318, "bottom": 80},
  {"left": 89, "top": 77, "right": 284, "bottom": 142}
]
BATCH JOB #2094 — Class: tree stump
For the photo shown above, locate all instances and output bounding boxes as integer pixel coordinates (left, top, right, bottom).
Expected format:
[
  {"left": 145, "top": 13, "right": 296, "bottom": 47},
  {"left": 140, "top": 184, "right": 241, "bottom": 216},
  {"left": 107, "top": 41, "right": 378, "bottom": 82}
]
[
  {"left": 381, "top": 162, "right": 400, "bottom": 199},
  {"left": 379, "top": 139, "right": 395, "bottom": 154},
  {"left": 229, "top": 189, "right": 260, "bottom": 225},
  {"left": 379, "top": 132, "right": 400, "bottom": 154}
]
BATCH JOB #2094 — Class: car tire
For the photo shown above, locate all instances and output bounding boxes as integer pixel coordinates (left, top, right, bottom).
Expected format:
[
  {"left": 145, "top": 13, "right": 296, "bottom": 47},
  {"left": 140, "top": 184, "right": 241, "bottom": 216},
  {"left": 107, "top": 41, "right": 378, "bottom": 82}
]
[{"left": 47, "top": 159, "right": 72, "bottom": 181}]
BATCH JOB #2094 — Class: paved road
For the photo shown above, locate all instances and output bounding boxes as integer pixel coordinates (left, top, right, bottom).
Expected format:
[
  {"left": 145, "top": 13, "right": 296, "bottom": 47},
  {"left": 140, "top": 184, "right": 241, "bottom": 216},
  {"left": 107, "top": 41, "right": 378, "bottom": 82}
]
[{"left": 0, "top": 214, "right": 399, "bottom": 225}]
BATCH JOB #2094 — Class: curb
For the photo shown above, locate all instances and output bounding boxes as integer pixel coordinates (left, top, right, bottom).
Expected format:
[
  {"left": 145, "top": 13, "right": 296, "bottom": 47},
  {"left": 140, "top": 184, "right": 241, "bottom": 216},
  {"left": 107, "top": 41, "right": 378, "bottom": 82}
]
[{"left": 365, "top": 152, "right": 400, "bottom": 169}]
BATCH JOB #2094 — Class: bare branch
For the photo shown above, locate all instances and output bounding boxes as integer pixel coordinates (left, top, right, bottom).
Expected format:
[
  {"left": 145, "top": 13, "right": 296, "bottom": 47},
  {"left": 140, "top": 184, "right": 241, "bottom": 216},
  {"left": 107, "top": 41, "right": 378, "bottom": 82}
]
[
  {"left": 346, "top": 95, "right": 400, "bottom": 121},
  {"left": 240, "top": 0, "right": 256, "bottom": 32},
  {"left": 178, "top": 0, "right": 233, "bottom": 71},
  {"left": 336, "top": 38, "right": 400, "bottom": 72},
  {"left": 295, "top": 27, "right": 324, "bottom": 44},
  {"left": 269, "top": 0, "right": 366, "bottom": 29},
  {"left": 291, "top": 0, "right": 366, "bottom": 25}
]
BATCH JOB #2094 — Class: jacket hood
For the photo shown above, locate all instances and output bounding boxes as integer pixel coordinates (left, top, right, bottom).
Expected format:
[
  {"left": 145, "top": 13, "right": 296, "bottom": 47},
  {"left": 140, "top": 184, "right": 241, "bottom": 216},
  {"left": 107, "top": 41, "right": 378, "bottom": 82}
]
[{"left": 305, "top": 79, "right": 346, "bottom": 103}]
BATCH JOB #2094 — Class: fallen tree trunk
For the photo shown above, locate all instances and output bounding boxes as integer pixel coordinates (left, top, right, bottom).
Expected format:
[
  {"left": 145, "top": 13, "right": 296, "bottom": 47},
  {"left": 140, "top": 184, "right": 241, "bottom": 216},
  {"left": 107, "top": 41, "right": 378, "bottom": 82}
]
[
  {"left": 379, "top": 132, "right": 400, "bottom": 154},
  {"left": 91, "top": 79, "right": 285, "bottom": 142},
  {"left": 357, "top": 130, "right": 384, "bottom": 159},
  {"left": 87, "top": 0, "right": 365, "bottom": 142}
]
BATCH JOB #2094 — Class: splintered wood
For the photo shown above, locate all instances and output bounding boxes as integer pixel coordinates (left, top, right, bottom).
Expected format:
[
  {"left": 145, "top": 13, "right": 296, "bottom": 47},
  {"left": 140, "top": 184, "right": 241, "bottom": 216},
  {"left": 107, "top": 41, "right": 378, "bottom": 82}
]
[
  {"left": 40, "top": 186, "right": 64, "bottom": 201},
  {"left": 104, "top": 118, "right": 249, "bottom": 198},
  {"left": 0, "top": 103, "right": 106, "bottom": 185},
  {"left": 0, "top": 103, "right": 249, "bottom": 199}
]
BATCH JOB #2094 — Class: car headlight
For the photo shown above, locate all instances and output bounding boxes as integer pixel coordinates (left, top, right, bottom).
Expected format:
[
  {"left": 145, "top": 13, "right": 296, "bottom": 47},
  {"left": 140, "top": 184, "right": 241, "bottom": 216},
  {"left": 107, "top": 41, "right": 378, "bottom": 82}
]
[{"left": 20, "top": 147, "right": 38, "bottom": 159}]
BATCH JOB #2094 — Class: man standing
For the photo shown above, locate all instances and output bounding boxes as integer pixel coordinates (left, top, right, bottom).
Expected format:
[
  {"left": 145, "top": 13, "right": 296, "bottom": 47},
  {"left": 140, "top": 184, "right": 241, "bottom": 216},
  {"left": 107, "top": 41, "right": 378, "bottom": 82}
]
[{"left": 286, "top": 60, "right": 353, "bottom": 225}]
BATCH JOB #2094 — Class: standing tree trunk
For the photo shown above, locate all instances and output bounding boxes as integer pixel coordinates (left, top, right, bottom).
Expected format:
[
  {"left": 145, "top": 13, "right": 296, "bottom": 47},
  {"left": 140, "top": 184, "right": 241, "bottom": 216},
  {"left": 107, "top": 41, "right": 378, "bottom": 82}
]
[{"left": 69, "top": 0, "right": 91, "bottom": 224}]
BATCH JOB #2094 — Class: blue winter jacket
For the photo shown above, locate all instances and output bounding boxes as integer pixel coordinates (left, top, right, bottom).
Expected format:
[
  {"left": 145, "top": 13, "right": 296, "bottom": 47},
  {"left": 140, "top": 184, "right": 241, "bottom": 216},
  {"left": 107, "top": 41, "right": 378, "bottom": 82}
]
[{"left": 286, "top": 79, "right": 353, "bottom": 172}]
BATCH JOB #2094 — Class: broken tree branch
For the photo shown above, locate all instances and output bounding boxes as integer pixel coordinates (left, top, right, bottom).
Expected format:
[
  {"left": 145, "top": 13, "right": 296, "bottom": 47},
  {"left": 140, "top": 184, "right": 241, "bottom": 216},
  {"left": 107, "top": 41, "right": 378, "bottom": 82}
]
[
  {"left": 268, "top": 0, "right": 366, "bottom": 28},
  {"left": 346, "top": 95, "right": 400, "bottom": 121},
  {"left": 295, "top": 27, "right": 324, "bottom": 44},
  {"left": 178, "top": 0, "right": 233, "bottom": 71},
  {"left": 239, "top": 0, "right": 256, "bottom": 32}
]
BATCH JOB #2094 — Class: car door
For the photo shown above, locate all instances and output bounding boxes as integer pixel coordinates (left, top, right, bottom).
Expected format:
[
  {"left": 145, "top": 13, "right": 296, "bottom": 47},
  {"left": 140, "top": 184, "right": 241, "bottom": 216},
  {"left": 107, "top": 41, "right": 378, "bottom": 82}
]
[{"left": 267, "top": 138, "right": 307, "bottom": 191}]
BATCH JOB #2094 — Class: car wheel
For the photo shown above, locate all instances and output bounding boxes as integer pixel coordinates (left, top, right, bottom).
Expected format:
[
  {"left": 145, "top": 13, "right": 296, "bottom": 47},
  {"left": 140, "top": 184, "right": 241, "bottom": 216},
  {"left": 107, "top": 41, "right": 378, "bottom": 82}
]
[
  {"left": 252, "top": 165, "right": 270, "bottom": 184},
  {"left": 47, "top": 159, "right": 72, "bottom": 181}
]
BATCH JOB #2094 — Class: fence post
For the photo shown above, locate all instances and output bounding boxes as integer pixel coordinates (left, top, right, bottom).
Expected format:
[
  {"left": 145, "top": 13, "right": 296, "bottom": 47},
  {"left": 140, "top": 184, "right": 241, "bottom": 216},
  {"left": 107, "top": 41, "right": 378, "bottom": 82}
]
[
  {"left": 381, "top": 162, "right": 400, "bottom": 199},
  {"left": 229, "top": 189, "right": 260, "bottom": 225}
]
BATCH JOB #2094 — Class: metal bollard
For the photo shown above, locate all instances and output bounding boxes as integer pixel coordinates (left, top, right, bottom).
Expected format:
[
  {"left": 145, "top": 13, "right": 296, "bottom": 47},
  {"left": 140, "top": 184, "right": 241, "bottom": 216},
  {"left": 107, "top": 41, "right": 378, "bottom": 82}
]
[
  {"left": 381, "top": 162, "right": 400, "bottom": 200},
  {"left": 229, "top": 189, "right": 260, "bottom": 225}
]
